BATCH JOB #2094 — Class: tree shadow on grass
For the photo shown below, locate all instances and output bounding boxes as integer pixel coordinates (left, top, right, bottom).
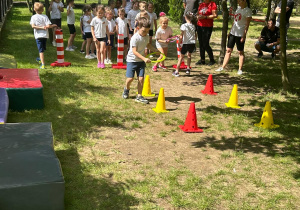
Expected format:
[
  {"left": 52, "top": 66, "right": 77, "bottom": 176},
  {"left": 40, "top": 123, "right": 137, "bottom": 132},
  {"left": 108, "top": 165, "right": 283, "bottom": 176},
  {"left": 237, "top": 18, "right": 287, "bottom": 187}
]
[{"left": 56, "top": 147, "right": 139, "bottom": 209}]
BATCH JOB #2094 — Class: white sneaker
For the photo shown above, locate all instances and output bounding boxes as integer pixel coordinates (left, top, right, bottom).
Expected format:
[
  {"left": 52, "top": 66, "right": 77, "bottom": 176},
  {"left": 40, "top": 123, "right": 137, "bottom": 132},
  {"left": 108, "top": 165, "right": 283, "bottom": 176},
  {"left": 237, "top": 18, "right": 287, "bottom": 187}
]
[
  {"left": 237, "top": 69, "right": 243, "bottom": 75},
  {"left": 104, "top": 59, "right": 109, "bottom": 64},
  {"left": 215, "top": 67, "right": 224, "bottom": 72},
  {"left": 65, "top": 47, "right": 75, "bottom": 51},
  {"left": 90, "top": 53, "right": 97, "bottom": 58},
  {"left": 85, "top": 55, "right": 94, "bottom": 59},
  {"left": 71, "top": 45, "right": 77, "bottom": 49},
  {"left": 52, "top": 41, "right": 56, "bottom": 46},
  {"left": 108, "top": 59, "right": 113, "bottom": 64}
]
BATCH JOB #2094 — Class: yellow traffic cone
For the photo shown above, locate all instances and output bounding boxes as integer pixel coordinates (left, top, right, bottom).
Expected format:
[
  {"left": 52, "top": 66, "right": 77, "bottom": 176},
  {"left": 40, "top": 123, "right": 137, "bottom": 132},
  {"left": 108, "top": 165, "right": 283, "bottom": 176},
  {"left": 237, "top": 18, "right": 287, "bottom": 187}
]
[
  {"left": 255, "top": 101, "right": 279, "bottom": 129},
  {"left": 142, "top": 75, "right": 155, "bottom": 97},
  {"left": 225, "top": 84, "right": 241, "bottom": 109},
  {"left": 152, "top": 88, "right": 169, "bottom": 113}
]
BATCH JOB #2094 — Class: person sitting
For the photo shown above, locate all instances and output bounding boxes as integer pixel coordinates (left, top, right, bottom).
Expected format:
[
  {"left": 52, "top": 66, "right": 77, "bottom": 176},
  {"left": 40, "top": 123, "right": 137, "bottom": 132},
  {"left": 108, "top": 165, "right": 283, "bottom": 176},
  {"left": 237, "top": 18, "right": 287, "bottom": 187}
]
[{"left": 254, "top": 19, "right": 280, "bottom": 59}]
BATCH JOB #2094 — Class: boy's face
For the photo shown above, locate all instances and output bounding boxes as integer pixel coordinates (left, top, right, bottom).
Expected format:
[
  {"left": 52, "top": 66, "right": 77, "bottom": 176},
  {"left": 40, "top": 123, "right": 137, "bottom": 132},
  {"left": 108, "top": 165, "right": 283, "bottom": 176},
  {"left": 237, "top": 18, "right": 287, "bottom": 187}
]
[
  {"left": 133, "top": 2, "right": 139, "bottom": 10},
  {"left": 106, "top": 12, "right": 113, "bottom": 20},
  {"left": 119, "top": 11, "right": 125, "bottom": 19},
  {"left": 97, "top": 10, "right": 104, "bottom": 18},
  {"left": 138, "top": 27, "right": 150, "bottom": 37},
  {"left": 116, "top": 1, "right": 121, "bottom": 8},
  {"left": 148, "top": 4, "right": 153, "bottom": 12},
  {"left": 139, "top": 3, "right": 146, "bottom": 11}
]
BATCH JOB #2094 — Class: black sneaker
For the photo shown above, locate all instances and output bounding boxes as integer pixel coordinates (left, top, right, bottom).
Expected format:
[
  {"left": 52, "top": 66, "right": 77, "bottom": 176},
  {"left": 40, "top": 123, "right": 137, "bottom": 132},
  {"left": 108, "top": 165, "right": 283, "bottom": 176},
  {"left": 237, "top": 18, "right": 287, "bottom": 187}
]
[
  {"left": 257, "top": 52, "right": 263, "bottom": 58},
  {"left": 207, "top": 60, "right": 216, "bottom": 66},
  {"left": 271, "top": 52, "right": 275, "bottom": 59},
  {"left": 135, "top": 95, "right": 149, "bottom": 104},
  {"left": 195, "top": 60, "right": 205, "bottom": 65},
  {"left": 122, "top": 88, "right": 129, "bottom": 99}
]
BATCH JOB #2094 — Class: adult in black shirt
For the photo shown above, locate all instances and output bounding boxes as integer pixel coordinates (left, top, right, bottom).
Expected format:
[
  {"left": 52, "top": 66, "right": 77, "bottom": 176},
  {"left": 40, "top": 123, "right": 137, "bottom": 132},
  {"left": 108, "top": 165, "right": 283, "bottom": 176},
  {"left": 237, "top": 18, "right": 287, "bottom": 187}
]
[{"left": 255, "top": 19, "right": 280, "bottom": 59}]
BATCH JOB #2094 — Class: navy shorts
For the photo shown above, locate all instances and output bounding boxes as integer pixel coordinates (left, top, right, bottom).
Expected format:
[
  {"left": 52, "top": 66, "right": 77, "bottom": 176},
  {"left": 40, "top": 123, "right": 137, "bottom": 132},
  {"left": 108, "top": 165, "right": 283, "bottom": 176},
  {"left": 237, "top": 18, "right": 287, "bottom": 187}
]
[
  {"left": 51, "top": 19, "right": 61, "bottom": 28},
  {"left": 85, "top": 32, "right": 92, "bottom": 39},
  {"left": 36, "top": 38, "right": 47, "bottom": 53},
  {"left": 68, "top": 24, "right": 76, "bottom": 34},
  {"left": 106, "top": 35, "right": 115, "bottom": 46},
  {"left": 181, "top": 44, "right": 196, "bottom": 55},
  {"left": 126, "top": 62, "right": 145, "bottom": 78},
  {"left": 227, "top": 34, "right": 245, "bottom": 51},
  {"left": 149, "top": 29, "right": 154, "bottom": 37}
]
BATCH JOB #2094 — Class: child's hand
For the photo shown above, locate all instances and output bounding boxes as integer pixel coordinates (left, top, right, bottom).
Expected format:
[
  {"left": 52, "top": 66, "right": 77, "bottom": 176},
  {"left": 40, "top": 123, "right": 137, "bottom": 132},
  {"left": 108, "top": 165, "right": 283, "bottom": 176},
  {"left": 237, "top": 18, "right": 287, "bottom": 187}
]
[
  {"left": 144, "top": 58, "right": 151, "bottom": 63},
  {"left": 107, "top": 40, "right": 111, "bottom": 45},
  {"left": 93, "top": 37, "right": 97, "bottom": 42},
  {"left": 166, "top": 39, "right": 170, "bottom": 43}
]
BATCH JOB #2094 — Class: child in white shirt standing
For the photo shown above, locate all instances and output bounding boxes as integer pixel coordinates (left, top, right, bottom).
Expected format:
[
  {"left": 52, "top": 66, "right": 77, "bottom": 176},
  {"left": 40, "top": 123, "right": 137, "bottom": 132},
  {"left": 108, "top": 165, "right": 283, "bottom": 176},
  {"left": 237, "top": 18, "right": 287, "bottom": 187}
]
[
  {"left": 173, "top": 12, "right": 197, "bottom": 77},
  {"left": 116, "top": 8, "right": 129, "bottom": 60},
  {"left": 66, "top": 0, "right": 76, "bottom": 51},
  {"left": 146, "top": 2, "right": 157, "bottom": 55},
  {"left": 91, "top": 5, "right": 110, "bottom": 68},
  {"left": 49, "top": 0, "right": 64, "bottom": 46},
  {"left": 105, "top": 9, "right": 116, "bottom": 64},
  {"left": 127, "top": 0, "right": 139, "bottom": 40},
  {"left": 30, "top": 2, "right": 57, "bottom": 69},
  {"left": 82, "top": 5, "right": 96, "bottom": 59}
]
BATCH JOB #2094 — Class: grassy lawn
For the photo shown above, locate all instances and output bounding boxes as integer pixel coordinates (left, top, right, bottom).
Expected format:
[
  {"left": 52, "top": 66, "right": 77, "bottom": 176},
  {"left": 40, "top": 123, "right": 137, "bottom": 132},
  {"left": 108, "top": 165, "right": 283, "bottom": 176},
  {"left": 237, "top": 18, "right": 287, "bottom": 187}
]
[{"left": 1, "top": 6, "right": 300, "bottom": 209}]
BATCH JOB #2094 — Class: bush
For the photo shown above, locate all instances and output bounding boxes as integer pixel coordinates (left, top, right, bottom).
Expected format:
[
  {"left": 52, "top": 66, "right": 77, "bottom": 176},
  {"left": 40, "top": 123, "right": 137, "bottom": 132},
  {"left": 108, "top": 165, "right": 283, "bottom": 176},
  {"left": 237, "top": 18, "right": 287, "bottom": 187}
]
[
  {"left": 263, "top": 8, "right": 268, "bottom": 15},
  {"left": 152, "top": 0, "right": 170, "bottom": 17},
  {"left": 168, "top": 0, "right": 183, "bottom": 25}
]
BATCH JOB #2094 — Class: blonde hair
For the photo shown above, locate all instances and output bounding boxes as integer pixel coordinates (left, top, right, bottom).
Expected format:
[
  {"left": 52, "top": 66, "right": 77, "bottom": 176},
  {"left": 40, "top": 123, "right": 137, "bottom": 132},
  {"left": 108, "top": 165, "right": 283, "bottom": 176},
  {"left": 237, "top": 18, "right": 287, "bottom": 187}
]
[
  {"left": 34, "top": 2, "right": 44, "bottom": 13},
  {"left": 140, "top": 11, "right": 149, "bottom": 19},
  {"left": 96, "top": 4, "right": 105, "bottom": 12},
  {"left": 139, "top": 1, "right": 147, "bottom": 7},
  {"left": 118, "top": 8, "right": 125, "bottom": 14},
  {"left": 159, "top": 16, "right": 169, "bottom": 25}
]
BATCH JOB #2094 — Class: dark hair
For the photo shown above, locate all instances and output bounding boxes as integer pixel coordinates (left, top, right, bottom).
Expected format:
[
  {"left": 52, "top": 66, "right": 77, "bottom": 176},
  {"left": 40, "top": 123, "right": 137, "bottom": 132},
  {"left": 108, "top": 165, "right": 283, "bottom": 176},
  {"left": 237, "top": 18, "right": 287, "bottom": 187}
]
[
  {"left": 90, "top": 3, "right": 97, "bottom": 9},
  {"left": 137, "top": 17, "right": 151, "bottom": 28},
  {"left": 185, "top": 12, "right": 197, "bottom": 26},
  {"left": 83, "top": 5, "right": 92, "bottom": 12},
  {"left": 268, "top": 18, "right": 276, "bottom": 25},
  {"left": 246, "top": 0, "right": 250, "bottom": 8}
]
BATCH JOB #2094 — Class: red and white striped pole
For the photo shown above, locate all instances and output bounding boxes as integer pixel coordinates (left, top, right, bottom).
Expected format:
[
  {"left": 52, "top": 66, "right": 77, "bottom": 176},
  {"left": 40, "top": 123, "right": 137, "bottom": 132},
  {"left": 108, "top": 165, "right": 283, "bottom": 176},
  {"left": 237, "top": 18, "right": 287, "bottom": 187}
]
[
  {"left": 51, "top": 29, "right": 71, "bottom": 67},
  {"left": 172, "top": 37, "right": 187, "bottom": 69},
  {"left": 112, "top": 34, "right": 127, "bottom": 69}
]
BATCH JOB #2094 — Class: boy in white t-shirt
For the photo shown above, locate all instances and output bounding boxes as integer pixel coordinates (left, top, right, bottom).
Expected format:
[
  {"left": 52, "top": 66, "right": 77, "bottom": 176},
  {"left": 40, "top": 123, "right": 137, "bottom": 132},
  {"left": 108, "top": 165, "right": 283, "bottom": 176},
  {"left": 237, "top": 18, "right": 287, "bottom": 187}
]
[
  {"left": 122, "top": 17, "right": 158, "bottom": 104},
  {"left": 82, "top": 5, "right": 96, "bottom": 59},
  {"left": 116, "top": 8, "right": 129, "bottom": 60},
  {"left": 30, "top": 2, "right": 57, "bottom": 69},
  {"left": 127, "top": 0, "right": 139, "bottom": 39},
  {"left": 66, "top": 0, "right": 76, "bottom": 51},
  {"left": 49, "top": 0, "right": 64, "bottom": 46},
  {"left": 105, "top": 9, "right": 116, "bottom": 64}
]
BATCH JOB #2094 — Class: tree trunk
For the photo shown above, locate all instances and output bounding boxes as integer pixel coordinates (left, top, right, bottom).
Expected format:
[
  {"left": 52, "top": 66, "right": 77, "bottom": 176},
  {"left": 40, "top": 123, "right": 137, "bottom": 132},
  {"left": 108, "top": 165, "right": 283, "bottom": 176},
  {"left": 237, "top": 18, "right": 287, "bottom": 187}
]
[
  {"left": 45, "top": 0, "right": 53, "bottom": 43},
  {"left": 279, "top": 0, "right": 292, "bottom": 91},
  {"left": 265, "top": 0, "right": 272, "bottom": 23},
  {"left": 219, "top": 0, "right": 229, "bottom": 64}
]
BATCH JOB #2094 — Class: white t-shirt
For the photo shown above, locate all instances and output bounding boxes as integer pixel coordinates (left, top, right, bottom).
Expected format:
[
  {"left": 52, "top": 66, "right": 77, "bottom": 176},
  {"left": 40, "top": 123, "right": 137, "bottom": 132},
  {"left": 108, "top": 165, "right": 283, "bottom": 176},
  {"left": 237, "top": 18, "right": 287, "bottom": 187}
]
[
  {"left": 30, "top": 14, "right": 52, "bottom": 39},
  {"left": 127, "top": 32, "right": 149, "bottom": 62},
  {"left": 181, "top": 23, "right": 196, "bottom": 44},
  {"left": 83, "top": 15, "right": 92, "bottom": 33},
  {"left": 67, "top": 6, "right": 75, "bottom": 24},
  {"left": 107, "top": 19, "right": 116, "bottom": 33},
  {"left": 50, "top": 1, "right": 64, "bottom": 19},
  {"left": 90, "top": 17, "right": 108, "bottom": 38},
  {"left": 148, "top": 12, "right": 157, "bottom": 30},
  {"left": 124, "top": 0, "right": 132, "bottom": 14},
  {"left": 155, "top": 26, "right": 173, "bottom": 48},
  {"left": 127, "top": 9, "right": 140, "bottom": 29},
  {"left": 114, "top": 8, "right": 118, "bottom": 17},
  {"left": 230, "top": 6, "right": 252, "bottom": 37},
  {"left": 115, "top": 17, "right": 129, "bottom": 38}
]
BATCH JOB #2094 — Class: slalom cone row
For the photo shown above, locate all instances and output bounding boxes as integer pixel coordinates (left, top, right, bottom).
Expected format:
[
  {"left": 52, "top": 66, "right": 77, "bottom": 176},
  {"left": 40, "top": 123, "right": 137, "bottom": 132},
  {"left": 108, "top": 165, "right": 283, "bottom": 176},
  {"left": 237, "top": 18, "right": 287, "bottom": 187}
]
[{"left": 142, "top": 74, "right": 279, "bottom": 132}]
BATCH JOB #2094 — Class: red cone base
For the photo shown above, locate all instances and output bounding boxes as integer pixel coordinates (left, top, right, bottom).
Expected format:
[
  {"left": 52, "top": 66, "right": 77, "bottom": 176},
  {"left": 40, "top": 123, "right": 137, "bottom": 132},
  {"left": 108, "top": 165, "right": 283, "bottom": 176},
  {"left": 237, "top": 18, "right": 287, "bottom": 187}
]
[
  {"left": 179, "top": 102, "right": 203, "bottom": 133},
  {"left": 172, "top": 61, "right": 188, "bottom": 69},
  {"left": 201, "top": 74, "right": 217, "bottom": 95},
  {"left": 112, "top": 64, "right": 127, "bottom": 69},
  {"left": 51, "top": 61, "right": 71, "bottom": 67}
]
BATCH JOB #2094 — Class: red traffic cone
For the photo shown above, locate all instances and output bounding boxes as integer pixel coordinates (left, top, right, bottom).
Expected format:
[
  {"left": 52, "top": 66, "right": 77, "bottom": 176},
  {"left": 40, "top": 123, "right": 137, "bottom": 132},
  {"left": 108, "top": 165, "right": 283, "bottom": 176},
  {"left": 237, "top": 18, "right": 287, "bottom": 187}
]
[
  {"left": 201, "top": 74, "right": 217, "bottom": 95},
  {"left": 179, "top": 103, "right": 203, "bottom": 133}
]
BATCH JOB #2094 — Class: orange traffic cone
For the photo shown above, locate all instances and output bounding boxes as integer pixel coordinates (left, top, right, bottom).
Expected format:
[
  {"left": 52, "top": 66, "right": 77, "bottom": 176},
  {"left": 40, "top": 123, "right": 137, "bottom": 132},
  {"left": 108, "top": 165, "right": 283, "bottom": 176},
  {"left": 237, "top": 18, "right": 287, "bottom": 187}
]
[
  {"left": 201, "top": 74, "right": 217, "bottom": 95},
  {"left": 179, "top": 103, "right": 203, "bottom": 133}
]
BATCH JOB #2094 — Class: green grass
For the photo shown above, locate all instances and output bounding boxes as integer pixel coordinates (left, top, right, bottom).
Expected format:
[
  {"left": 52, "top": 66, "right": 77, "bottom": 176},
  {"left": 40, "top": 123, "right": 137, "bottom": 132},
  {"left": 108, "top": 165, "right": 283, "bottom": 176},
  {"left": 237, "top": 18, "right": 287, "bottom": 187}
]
[{"left": 1, "top": 6, "right": 300, "bottom": 209}]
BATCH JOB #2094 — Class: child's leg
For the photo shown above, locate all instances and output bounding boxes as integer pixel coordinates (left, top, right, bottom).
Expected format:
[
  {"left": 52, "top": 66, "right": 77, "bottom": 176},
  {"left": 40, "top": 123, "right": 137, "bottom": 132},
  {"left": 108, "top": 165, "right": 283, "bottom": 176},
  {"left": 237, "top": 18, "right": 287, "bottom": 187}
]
[
  {"left": 187, "top": 52, "right": 192, "bottom": 68},
  {"left": 161, "top": 47, "right": 168, "bottom": 66},
  {"left": 176, "top": 54, "right": 184, "bottom": 72},
  {"left": 100, "top": 41, "right": 106, "bottom": 63},
  {"left": 68, "top": 33, "right": 76, "bottom": 48},
  {"left": 137, "top": 76, "right": 144, "bottom": 95},
  {"left": 154, "top": 47, "right": 164, "bottom": 67},
  {"left": 124, "top": 45, "right": 128, "bottom": 59},
  {"left": 91, "top": 41, "right": 96, "bottom": 54},
  {"left": 95, "top": 40, "right": 101, "bottom": 62},
  {"left": 81, "top": 40, "right": 86, "bottom": 51},
  {"left": 39, "top": 52, "right": 45, "bottom": 65},
  {"left": 126, "top": 77, "right": 134, "bottom": 90},
  {"left": 107, "top": 46, "right": 112, "bottom": 60},
  {"left": 86, "top": 38, "right": 92, "bottom": 55}
]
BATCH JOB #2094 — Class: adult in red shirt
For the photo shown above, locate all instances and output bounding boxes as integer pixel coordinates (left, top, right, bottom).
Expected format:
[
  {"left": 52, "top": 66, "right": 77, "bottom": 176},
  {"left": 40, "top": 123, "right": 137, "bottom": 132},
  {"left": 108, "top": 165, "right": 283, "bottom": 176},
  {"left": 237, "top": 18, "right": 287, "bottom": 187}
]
[{"left": 196, "top": 0, "right": 217, "bottom": 66}]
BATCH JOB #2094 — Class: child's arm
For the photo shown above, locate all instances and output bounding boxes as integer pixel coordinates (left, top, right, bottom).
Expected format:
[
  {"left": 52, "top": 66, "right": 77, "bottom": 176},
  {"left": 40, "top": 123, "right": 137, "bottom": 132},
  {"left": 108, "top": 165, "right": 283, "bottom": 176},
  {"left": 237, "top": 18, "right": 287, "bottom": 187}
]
[
  {"left": 132, "top": 47, "right": 151, "bottom": 63},
  {"left": 87, "top": 15, "right": 92, "bottom": 24},
  {"left": 80, "top": 19, "right": 84, "bottom": 34},
  {"left": 67, "top": 5, "right": 71, "bottom": 16},
  {"left": 58, "top": 2, "right": 64, "bottom": 12},
  {"left": 106, "top": 25, "right": 111, "bottom": 44},
  {"left": 91, "top": 26, "right": 96, "bottom": 42},
  {"left": 111, "top": 25, "right": 116, "bottom": 35},
  {"left": 154, "top": 19, "right": 157, "bottom": 32},
  {"left": 116, "top": 22, "right": 119, "bottom": 35},
  {"left": 31, "top": 23, "right": 57, "bottom": 30}
]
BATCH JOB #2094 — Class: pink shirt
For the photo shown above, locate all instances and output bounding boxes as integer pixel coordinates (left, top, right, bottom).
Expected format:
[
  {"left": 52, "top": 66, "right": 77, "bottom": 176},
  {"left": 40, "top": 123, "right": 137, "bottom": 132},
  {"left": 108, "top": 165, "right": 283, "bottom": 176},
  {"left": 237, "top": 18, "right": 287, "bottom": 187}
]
[{"left": 197, "top": 1, "right": 217, "bottom": 27}]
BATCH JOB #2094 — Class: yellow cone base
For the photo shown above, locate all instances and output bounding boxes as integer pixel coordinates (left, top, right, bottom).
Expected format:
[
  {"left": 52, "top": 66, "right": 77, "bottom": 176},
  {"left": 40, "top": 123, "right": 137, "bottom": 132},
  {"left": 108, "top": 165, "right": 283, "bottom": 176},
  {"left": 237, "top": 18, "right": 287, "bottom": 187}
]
[
  {"left": 254, "top": 123, "right": 279, "bottom": 129},
  {"left": 137, "top": 92, "right": 155, "bottom": 97},
  {"left": 225, "top": 103, "right": 241, "bottom": 109},
  {"left": 254, "top": 101, "right": 279, "bottom": 129},
  {"left": 152, "top": 88, "right": 168, "bottom": 113},
  {"left": 152, "top": 108, "right": 169, "bottom": 113}
]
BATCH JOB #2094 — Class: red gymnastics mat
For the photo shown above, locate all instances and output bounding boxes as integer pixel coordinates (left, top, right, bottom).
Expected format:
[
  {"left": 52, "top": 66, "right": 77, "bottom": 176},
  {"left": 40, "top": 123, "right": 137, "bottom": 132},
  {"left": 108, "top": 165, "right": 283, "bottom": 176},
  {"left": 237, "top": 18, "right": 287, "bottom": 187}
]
[{"left": 0, "top": 69, "right": 44, "bottom": 111}]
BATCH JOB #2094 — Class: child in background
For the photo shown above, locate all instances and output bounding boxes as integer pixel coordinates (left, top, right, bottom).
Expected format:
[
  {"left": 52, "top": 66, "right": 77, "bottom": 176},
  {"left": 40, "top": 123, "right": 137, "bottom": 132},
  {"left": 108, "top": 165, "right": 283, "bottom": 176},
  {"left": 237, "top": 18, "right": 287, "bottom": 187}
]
[
  {"left": 82, "top": 5, "right": 96, "bottom": 59},
  {"left": 116, "top": 8, "right": 129, "bottom": 60},
  {"left": 134, "top": 11, "right": 149, "bottom": 33},
  {"left": 105, "top": 9, "right": 116, "bottom": 64},
  {"left": 147, "top": 2, "right": 157, "bottom": 55},
  {"left": 79, "top": 13, "right": 86, "bottom": 54},
  {"left": 107, "top": 0, "right": 115, "bottom": 12},
  {"left": 152, "top": 16, "right": 172, "bottom": 72},
  {"left": 49, "top": 0, "right": 64, "bottom": 46},
  {"left": 173, "top": 12, "right": 197, "bottom": 77},
  {"left": 122, "top": 17, "right": 158, "bottom": 104},
  {"left": 30, "top": 2, "right": 57, "bottom": 69},
  {"left": 127, "top": 0, "right": 139, "bottom": 40},
  {"left": 114, "top": 0, "right": 122, "bottom": 18},
  {"left": 91, "top": 5, "right": 110, "bottom": 68},
  {"left": 66, "top": 0, "right": 76, "bottom": 51}
]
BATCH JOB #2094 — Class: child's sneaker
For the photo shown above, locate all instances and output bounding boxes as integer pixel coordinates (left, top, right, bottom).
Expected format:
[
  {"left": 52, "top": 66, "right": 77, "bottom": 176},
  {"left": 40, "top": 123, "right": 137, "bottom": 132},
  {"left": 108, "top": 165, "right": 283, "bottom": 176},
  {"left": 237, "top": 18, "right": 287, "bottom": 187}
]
[
  {"left": 135, "top": 95, "right": 149, "bottom": 104},
  {"left": 101, "top": 63, "right": 105, "bottom": 69},
  {"left": 108, "top": 59, "right": 113, "bottom": 64},
  {"left": 159, "top": 64, "right": 167, "bottom": 69},
  {"left": 71, "top": 45, "right": 77, "bottom": 49},
  {"left": 97, "top": 63, "right": 101, "bottom": 68},
  {"left": 122, "top": 88, "right": 130, "bottom": 99},
  {"left": 65, "top": 47, "right": 75, "bottom": 51},
  {"left": 237, "top": 69, "right": 243, "bottom": 75},
  {"left": 36, "top": 57, "right": 41, "bottom": 64},
  {"left": 186, "top": 68, "right": 191, "bottom": 75},
  {"left": 80, "top": 50, "right": 85, "bottom": 54},
  {"left": 172, "top": 71, "right": 179, "bottom": 77},
  {"left": 104, "top": 59, "right": 109, "bottom": 64},
  {"left": 90, "top": 53, "right": 97, "bottom": 58},
  {"left": 85, "top": 55, "right": 94, "bottom": 59},
  {"left": 40, "top": 64, "right": 45, "bottom": 69},
  {"left": 52, "top": 41, "right": 56, "bottom": 46},
  {"left": 152, "top": 65, "right": 158, "bottom": 72},
  {"left": 215, "top": 67, "right": 224, "bottom": 72}
]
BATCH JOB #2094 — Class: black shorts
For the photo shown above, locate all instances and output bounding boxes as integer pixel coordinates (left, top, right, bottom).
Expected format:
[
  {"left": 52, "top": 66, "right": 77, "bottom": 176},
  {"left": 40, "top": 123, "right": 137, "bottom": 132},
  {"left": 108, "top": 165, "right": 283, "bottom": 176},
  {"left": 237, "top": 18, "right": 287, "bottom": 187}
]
[
  {"left": 51, "top": 19, "right": 61, "bottom": 28},
  {"left": 124, "top": 37, "right": 128, "bottom": 45},
  {"left": 181, "top": 44, "right": 196, "bottom": 55},
  {"left": 149, "top": 29, "right": 153, "bottom": 37},
  {"left": 129, "top": 28, "right": 134, "bottom": 35},
  {"left": 82, "top": 33, "right": 86, "bottom": 40},
  {"left": 68, "top": 24, "right": 76, "bottom": 34},
  {"left": 96, "top": 37, "right": 106, "bottom": 42},
  {"left": 106, "top": 35, "right": 115, "bottom": 46},
  {"left": 227, "top": 34, "right": 245, "bottom": 51},
  {"left": 85, "top": 32, "right": 92, "bottom": 39}
]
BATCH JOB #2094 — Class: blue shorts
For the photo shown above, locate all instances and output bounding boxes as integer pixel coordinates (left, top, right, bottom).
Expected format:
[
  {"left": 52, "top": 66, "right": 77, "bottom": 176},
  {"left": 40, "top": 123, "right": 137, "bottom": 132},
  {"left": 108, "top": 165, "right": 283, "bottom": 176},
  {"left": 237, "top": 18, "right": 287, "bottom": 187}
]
[
  {"left": 36, "top": 38, "right": 47, "bottom": 53},
  {"left": 126, "top": 62, "right": 145, "bottom": 78},
  {"left": 255, "top": 41, "right": 277, "bottom": 52},
  {"left": 106, "top": 35, "right": 115, "bottom": 46}
]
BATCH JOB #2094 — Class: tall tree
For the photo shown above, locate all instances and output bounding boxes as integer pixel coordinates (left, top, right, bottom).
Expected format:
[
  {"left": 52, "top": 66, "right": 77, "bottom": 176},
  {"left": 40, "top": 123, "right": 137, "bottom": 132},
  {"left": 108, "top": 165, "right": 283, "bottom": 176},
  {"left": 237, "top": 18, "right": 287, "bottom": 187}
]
[
  {"left": 44, "top": 0, "right": 53, "bottom": 43},
  {"left": 219, "top": 0, "right": 229, "bottom": 64},
  {"left": 279, "top": 0, "right": 292, "bottom": 91},
  {"left": 266, "top": 0, "right": 272, "bottom": 23}
]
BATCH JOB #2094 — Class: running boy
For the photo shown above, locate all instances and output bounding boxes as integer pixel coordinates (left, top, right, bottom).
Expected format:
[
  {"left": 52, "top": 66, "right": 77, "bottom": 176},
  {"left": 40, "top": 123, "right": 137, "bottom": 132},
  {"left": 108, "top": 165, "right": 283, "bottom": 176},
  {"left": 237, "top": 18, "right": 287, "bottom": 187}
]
[
  {"left": 122, "top": 17, "right": 158, "bottom": 104},
  {"left": 30, "top": 2, "right": 57, "bottom": 69}
]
